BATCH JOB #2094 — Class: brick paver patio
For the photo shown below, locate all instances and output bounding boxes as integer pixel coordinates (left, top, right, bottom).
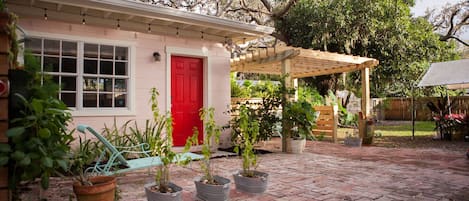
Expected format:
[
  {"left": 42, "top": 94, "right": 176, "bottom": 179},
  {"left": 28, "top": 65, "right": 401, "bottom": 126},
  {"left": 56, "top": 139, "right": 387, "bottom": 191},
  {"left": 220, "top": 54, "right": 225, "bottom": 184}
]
[{"left": 21, "top": 140, "right": 469, "bottom": 201}]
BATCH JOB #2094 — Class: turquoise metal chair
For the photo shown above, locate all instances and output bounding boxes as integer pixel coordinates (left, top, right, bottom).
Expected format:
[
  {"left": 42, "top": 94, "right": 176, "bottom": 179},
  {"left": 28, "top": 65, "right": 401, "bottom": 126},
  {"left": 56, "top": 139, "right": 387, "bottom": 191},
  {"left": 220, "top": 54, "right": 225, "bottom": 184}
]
[{"left": 77, "top": 124, "right": 203, "bottom": 176}]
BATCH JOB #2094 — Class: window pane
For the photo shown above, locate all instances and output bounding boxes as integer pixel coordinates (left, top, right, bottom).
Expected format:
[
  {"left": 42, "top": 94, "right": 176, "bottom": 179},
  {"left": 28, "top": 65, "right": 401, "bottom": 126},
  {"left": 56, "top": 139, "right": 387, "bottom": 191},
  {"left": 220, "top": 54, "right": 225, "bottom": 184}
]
[
  {"left": 100, "top": 61, "right": 113, "bottom": 75},
  {"left": 61, "top": 76, "right": 76, "bottom": 91},
  {"left": 44, "top": 39, "right": 60, "bottom": 55},
  {"left": 84, "top": 43, "right": 98, "bottom": 58},
  {"left": 115, "top": 46, "right": 127, "bottom": 60},
  {"left": 84, "top": 60, "right": 97, "bottom": 74},
  {"left": 83, "top": 93, "right": 97, "bottom": 107},
  {"left": 49, "top": 75, "right": 59, "bottom": 85},
  {"left": 115, "top": 79, "right": 126, "bottom": 92},
  {"left": 83, "top": 77, "right": 98, "bottom": 91},
  {"left": 99, "top": 78, "right": 113, "bottom": 92},
  {"left": 43, "top": 56, "right": 59, "bottom": 72},
  {"left": 25, "top": 38, "right": 42, "bottom": 54},
  {"left": 62, "top": 58, "right": 77, "bottom": 73},
  {"left": 115, "top": 93, "right": 126, "bottom": 107},
  {"left": 61, "top": 93, "right": 76, "bottom": 107},
  {"left": 115, "top": 62, "right": 127, "bottom": 75},
  {"left": 100, "top": 45, "right": 113, "bottom": 59},
  {"left": 99, "top": 94, "right": 113, "bottom": 107},
  {"left": 62, "top": 41, "right": 77, "bottom": 56}
]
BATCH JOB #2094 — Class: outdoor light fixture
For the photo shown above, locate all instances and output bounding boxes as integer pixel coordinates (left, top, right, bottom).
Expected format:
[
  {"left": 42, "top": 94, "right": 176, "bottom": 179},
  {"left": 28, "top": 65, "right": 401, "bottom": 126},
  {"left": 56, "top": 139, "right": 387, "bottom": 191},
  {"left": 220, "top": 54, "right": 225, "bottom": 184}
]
[{"left": 153, "top": 52, "right": 161, "bottom": 62}]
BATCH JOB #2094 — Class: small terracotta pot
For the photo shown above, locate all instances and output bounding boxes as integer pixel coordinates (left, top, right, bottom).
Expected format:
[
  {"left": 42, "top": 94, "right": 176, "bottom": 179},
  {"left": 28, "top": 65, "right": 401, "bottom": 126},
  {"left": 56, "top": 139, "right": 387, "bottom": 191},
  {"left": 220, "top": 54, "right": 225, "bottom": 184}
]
[{"left": 73, "top": 176, "right": 116, "bottom": 201}]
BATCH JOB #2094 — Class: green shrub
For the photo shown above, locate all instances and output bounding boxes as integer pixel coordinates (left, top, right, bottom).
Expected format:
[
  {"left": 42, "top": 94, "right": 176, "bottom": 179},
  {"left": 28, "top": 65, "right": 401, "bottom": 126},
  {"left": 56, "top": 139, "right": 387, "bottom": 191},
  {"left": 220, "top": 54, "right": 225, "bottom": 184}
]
[{"left": 1, "top": 54, "right": 73, "bottom": 194}]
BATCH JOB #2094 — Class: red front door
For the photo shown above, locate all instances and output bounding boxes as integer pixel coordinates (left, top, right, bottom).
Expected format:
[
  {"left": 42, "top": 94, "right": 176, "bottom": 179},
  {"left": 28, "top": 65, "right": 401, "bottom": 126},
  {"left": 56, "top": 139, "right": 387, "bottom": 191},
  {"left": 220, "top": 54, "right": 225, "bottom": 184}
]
[{"left": 171, "top": 56, "right": 204, "bottom": 146}]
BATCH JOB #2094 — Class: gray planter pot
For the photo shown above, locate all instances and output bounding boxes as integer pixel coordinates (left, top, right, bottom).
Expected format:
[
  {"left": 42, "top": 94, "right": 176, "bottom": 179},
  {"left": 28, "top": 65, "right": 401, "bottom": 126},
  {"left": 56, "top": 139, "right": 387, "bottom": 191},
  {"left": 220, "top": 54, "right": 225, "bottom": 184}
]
[
  {"left": 194, "top": 175, "right": 230, "bottom": 201},
  {"left": 144, "top": 182, "right": 182, "bottom": 201},
  {"left": 233, "top": 170, "right": 268, "bottom": 194},
  {"left": 286, "top": 138, "right": 306, "bottom": 153},
  {"left": 344, "top": 137, "right": 362, "bottom": 147}
]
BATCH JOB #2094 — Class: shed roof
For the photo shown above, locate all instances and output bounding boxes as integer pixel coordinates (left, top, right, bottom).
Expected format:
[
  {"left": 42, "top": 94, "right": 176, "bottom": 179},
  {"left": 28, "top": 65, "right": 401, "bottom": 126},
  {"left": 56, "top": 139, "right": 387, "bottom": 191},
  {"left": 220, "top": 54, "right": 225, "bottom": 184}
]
[
  {"left": 418, "top": 59, "right": 469, "bottom": 89},
  {"left": 7, "top": 0, "right": 274, "bottom": 43},
  {"left": 231, "top": 46, "right": 379, "bottom": 78}
]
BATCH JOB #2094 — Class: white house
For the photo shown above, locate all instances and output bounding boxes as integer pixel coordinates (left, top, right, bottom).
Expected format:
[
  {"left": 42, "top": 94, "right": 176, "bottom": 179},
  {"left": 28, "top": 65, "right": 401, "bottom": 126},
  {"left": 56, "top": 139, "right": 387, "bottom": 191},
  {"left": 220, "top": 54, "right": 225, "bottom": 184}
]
[{"left": 7, "top": 0, "right": 273, "bottom": 147}]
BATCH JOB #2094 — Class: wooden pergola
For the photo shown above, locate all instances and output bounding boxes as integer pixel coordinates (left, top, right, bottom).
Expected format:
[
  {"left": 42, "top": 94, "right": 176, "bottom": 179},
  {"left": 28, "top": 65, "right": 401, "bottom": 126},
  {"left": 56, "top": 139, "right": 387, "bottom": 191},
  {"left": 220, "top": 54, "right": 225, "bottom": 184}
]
[{"left": 230, "top": 46, "right": 379, "bottom": 150}]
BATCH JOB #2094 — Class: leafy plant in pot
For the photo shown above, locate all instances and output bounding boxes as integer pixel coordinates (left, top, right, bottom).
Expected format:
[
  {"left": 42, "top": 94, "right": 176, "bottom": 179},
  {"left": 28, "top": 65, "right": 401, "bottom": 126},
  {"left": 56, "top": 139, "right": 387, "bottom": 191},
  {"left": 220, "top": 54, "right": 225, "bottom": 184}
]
[
  {"left": 283, "top": 100, "right": 317, "bottom": 154},
  {"left": 194, "top": 108, "right": 231, "bottom": 201},
  {"left": 233, "top": 104, "right": 268, "bottom": 194},
  {"left": 0, "top": 54, "right": 74, "bottom": 200},
  {"left": 69, "top": 137, "right": 117, "bottom": 201},
  {"left": 144, "top": 88, "right": 196, "bottom": 201}
]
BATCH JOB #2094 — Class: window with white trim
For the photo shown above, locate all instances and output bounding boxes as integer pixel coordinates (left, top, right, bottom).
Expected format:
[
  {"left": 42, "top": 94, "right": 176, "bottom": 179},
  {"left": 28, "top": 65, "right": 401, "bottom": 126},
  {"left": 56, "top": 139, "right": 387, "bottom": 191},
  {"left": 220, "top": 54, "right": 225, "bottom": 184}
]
[{"left": 25, "top": 37, "right": 130, "bottom": 111}]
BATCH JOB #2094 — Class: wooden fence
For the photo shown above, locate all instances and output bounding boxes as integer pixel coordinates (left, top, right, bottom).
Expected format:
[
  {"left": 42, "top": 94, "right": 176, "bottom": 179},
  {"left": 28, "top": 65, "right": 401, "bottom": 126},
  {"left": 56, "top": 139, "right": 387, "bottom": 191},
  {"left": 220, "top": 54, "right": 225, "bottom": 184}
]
[{"left": 383, "top": 96, "right": 469, "bottom": 121}]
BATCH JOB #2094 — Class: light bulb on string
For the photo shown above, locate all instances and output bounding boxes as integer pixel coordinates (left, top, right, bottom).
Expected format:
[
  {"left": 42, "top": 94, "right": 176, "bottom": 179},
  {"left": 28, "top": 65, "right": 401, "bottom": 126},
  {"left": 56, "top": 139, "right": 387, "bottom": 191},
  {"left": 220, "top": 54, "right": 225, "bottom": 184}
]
[
  {"left": 201, "top": 31, "right": 204, "bottom": 40},
  {"left": 82, "top": 13, "right": 86, "bottom": 25},
  {"left": 44, "top": 8, "right": 48, "bottom": 20},
  {"left": 117, "top": 19, "right": 120, "bottom": 30},
  {"left": 176, "top": 27, "right": 179, "bottom": 37},
  {"left": 147, "top": 23, "right": 151, "bottom": 33}
]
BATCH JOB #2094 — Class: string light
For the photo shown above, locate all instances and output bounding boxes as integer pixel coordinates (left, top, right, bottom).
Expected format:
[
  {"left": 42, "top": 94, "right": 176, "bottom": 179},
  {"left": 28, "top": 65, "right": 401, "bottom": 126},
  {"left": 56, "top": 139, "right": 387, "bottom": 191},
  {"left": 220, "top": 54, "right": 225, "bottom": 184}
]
[
  {"left": 44, "top": 8, "right": 48, "bottom": 20},
  {"left": 81, "top": 13, "right": 86, "bottom": 25},
  {"left": 31, "top": 6, "right": 230, "bottom": 42}
]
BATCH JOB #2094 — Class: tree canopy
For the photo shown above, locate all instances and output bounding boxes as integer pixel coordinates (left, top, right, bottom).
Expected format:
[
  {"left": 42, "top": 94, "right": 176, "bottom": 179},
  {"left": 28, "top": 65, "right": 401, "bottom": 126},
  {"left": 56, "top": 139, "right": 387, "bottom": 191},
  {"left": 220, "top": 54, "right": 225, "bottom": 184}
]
[{"left": 275, "top": 0, "right": 460, "bottom": 97}]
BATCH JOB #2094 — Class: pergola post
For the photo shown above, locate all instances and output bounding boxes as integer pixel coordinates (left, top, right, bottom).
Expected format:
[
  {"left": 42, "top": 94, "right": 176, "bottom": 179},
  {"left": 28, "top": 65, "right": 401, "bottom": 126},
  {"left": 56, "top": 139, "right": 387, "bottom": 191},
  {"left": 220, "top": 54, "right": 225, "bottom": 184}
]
[
  {"left": 360, "top": 67, "right": 371, "bottom": 138},
  {"left": 281, "top": 59, "right": 292, "bottom": 152}
]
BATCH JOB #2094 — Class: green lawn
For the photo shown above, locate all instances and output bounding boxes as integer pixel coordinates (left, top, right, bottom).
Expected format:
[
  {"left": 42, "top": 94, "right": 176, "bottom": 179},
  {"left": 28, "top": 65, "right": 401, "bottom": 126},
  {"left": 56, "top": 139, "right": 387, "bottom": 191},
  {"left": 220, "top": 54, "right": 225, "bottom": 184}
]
[
  {"left": 337, "top": 121, "right": 435, "bottom": 138},
  {"left": 374, "top": 121, "right": 435, "bottom": 137}
]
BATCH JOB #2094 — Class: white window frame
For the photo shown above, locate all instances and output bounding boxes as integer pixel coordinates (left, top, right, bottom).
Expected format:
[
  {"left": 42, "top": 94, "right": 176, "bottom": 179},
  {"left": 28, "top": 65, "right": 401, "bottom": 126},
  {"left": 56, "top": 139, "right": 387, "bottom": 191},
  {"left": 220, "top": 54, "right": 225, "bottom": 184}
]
[{"left": 26, "top": 31, "right": 136, "bottom": 117}]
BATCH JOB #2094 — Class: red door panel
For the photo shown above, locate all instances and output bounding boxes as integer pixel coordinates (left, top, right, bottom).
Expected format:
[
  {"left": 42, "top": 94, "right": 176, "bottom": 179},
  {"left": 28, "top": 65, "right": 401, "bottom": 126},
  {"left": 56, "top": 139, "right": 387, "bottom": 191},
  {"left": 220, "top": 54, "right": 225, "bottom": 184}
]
[{"left": 171, "top": 56, "right": 203, "bottom": 146}]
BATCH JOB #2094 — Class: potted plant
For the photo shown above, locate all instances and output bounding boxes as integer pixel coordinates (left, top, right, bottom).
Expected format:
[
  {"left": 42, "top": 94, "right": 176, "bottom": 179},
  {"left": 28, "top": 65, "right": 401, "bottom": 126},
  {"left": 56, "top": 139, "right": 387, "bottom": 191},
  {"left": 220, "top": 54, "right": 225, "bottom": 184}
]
[
  {"left": 0, "top": 54, "right": 74, "bottom": 200},
  {"left": 232, "top": 104, "right": 268, "bottom": 194},
  {"left": 344, "top": 129, "right": 362, "bottom": 147},
  {"left": 144, "top": 88, "right": 196, "bottom": 201},
  {"left": 194, "top": 108, "right": 231, "bottom": 201},
  {"left": 283, "top": 100, "right": 317, "bottom": 153},
  {"left": 69, "top": 137, "right": 117, "bottom": 201}
]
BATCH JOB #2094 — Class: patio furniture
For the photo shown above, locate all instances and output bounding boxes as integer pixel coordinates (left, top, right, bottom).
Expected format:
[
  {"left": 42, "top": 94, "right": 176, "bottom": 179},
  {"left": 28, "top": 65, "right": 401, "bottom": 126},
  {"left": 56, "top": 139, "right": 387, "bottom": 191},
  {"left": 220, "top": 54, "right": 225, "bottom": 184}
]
[
  {"left": 312, "top": 105, "right": 338, "bottom": 143},
  {"left": 77, "top": 124, "right": 203, "bottom": 176}
]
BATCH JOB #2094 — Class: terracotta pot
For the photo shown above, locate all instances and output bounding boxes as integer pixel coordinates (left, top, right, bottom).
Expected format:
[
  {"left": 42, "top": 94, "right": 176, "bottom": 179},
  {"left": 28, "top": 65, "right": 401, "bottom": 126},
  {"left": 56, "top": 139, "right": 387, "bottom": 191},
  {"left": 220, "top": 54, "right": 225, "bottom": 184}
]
[
  {"left": 0, "top": 12, "right": 10, "bottom": 30},
  {"left": 73, "top": 176, "right": 116, "bottom": 201}
]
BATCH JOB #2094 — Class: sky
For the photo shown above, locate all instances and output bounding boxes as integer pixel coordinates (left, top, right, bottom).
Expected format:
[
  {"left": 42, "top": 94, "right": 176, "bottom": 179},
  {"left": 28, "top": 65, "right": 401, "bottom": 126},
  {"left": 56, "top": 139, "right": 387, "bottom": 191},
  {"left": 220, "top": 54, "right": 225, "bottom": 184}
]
[{"left": 411, "top": 0, "right": 468, "bottom": 40}]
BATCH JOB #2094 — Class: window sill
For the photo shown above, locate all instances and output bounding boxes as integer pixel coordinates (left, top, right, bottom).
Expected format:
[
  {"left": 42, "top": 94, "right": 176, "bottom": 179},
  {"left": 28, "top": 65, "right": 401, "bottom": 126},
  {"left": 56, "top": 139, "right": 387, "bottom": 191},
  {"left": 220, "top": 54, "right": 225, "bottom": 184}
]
[{"left": 70, "top": 108, "right": 136, "bottom": 117}]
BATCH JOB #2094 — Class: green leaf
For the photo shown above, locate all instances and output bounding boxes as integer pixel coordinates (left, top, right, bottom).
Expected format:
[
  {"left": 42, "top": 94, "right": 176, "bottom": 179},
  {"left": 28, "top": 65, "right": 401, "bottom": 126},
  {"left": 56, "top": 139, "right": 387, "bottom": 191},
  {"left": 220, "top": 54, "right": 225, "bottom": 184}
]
[
  {"left": 11, "top": 151, "right": 25, "bottom": 161},
  {"left": 56, "top": 159, "right": 67, "bottom": 171},
  {"left": 0, "top": 156, "right": 8, "bottom": 166},
  {"left": 0, "top": 144, "right": 11, "bottom": 153},
  {"left": 38, "top": 128, "right": 51, "bottom": 139},
  {"left": 6, "top": 127, "right": 25, "bottom": 137},
  {"left": 19, "top": 155, "right": 31, "bottom": 166},
  {"left": 42, "top": 157, "right": 53, "bottom": 168},
  {"left": 29, "top": 152, "right": 40, "bottom": 160},
  {"left": 41, "top": 173, "right": 50, "bottom": 189},
  {"left": 31, "top": 99, "right": 44, "bottom": 113}
]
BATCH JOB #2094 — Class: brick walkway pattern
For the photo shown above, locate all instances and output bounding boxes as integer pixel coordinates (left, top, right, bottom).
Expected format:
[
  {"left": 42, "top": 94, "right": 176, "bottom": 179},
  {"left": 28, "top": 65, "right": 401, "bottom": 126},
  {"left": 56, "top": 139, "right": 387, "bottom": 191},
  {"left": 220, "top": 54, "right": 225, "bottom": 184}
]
[{"left": 21, "top": 141, "right": 469, "bottom": 201}]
